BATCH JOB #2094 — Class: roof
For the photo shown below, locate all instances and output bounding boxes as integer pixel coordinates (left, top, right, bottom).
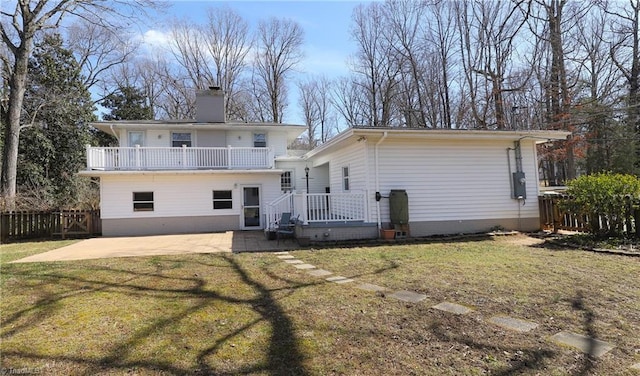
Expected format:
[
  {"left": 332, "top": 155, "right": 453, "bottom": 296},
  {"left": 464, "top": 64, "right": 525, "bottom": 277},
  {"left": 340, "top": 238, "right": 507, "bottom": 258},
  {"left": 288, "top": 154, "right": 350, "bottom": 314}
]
[
  {"left": 305, "top": 127, "right": 572, "bottom": 159},
  {"left": 90, "top": 120, "right": 307, "bottom": 143}
]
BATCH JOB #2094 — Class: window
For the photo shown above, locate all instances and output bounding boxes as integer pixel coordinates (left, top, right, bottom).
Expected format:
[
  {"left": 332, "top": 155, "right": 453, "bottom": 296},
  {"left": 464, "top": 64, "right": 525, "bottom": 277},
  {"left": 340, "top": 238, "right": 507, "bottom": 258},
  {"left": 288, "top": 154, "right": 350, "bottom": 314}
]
[
  {"left": 281, "top": 171, "right": 293, "bottom": 191},
  {"left": 128, "top": 131, "right": 144, "bottom": 146},
  {"left": 213, "top": 190, "right": 233, "bottom": 209},
  {"left": 172, "top": 132, "right": 192, "bottom": 147},
  {"left": 253, "top": 133, "right": 266, "bottom": 147},
  {"left": 133, "top": 192, "right": 154, "bottom": 211},
  {"left": 342, "top": 166, "right": 350, "bottom": 191}
]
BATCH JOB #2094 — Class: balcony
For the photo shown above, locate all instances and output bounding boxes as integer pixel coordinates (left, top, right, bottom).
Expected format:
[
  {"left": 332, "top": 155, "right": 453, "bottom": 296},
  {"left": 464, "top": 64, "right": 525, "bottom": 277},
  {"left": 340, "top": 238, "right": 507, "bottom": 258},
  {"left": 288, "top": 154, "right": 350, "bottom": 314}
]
[{"left": 86, "top": 145, "right": 274, "bottom": 171}]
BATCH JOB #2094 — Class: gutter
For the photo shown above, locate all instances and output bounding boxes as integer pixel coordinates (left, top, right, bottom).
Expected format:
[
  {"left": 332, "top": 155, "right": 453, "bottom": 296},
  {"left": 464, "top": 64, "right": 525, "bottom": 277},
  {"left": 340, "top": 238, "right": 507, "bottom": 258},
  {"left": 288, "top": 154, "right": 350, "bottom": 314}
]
[{"left": 374, "top": 131, "right": 388, "bottom": 233}]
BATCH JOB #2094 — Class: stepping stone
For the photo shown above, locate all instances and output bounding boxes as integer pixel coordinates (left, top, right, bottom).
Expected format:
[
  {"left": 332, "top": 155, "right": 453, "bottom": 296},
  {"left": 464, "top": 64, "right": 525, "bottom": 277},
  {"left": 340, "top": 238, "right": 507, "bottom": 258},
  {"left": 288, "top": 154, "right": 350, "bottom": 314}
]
[
  {"left": 432, "top": 301, "right": 473, "bottom": 315},
  {"left": 550, "top": 331, "right": 615, "bottom": 358},
  {"left": 389, "top": 290, "right": 427, "bottom": 303},
  {"left": 284, "top": 259, "right": 304, "bottom": 264},
  {"left": 273, "top": 251, "right": 290, "bottom": 255},
  {"left": 488, "top": 316, "right": 539, "bottom": 332},
  {"left": 277, "top": 255, "right": 295, "bottom": 259},
  {"left": 294, "top": 264, "right": 316, "bottom": 270},
  {"left": 326, "top": 276, "right": 355, "bottom": 284},
  {"left": 307, "top": 269, "right": 332, "bottom": 277},
  {"left": 355, "top": 282, "right": 387, "bottom": 292}
]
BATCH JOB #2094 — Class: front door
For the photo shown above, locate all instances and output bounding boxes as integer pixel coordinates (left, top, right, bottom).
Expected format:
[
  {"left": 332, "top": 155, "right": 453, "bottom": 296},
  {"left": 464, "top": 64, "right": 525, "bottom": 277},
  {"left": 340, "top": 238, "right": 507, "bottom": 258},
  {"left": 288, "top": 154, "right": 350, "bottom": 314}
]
[{"left": 241, "top": 186, "right": 261, "bottom": 229}]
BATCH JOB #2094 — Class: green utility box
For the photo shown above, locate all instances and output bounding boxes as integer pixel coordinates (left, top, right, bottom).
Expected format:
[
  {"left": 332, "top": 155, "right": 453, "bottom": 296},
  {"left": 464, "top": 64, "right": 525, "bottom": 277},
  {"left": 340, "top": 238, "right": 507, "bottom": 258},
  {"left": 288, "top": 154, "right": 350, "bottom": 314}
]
[{"left": 389, "top": 189, "right": 409, "bottom": 225}]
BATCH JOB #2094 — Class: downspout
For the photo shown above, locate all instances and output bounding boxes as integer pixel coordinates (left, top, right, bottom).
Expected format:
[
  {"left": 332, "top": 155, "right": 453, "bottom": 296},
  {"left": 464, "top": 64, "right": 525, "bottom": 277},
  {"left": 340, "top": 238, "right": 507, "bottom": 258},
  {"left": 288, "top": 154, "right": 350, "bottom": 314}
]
[
  {"left": 362, "top": 137, "right": 370, "bottom": 223},
  {"left": 109, "top": 124, "right": 120, "bottom": 142},
  {"left": 375, "top": 131, "right": 388, "bottom": 233}
]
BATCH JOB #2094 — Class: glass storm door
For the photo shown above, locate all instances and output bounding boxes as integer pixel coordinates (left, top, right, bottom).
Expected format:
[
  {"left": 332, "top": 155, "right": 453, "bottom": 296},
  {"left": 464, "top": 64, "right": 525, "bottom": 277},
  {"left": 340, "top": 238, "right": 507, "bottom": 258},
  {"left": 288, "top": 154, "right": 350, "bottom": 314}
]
[{"left": 242, "top": 186, "right": 261, "bottom": 229}]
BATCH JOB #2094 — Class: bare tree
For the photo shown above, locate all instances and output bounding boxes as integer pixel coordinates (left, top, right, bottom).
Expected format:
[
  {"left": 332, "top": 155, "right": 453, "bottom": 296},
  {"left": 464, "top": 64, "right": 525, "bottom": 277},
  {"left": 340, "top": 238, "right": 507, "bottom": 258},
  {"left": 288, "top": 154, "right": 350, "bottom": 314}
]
[
  {"left": 528, "top": 0, "right": 594, "bottom": 182},
  {"left": 384, "top": 0, "right": 429, "bottom": 127},
  {"left": 66, "top": 16, "right": 138, "bottom": 103},
  {"left": 201, "top": 6, "right": 251, "bottom": 120},
  {"left": 606, "top": 0, "right": 640, "bottom": 171},
  {"left": 350, "top": 2, "right": 401, "bottom": 127},
  {"left": 168, "top": 19, "right": 213, "bottom": 90},
  {"left": 297, "top": 78, "right": 320, "bottom": 147},
  {"left": 297, "top": 75, "right": 335, "bottom": 146},
  {"left": 252, "top": 17, "right": 304, "bottom": 123},
  {"left": 426, "top": 0, "right": 459, "bottom": 128},
  {"left": 332, "top": 76, "right": 367, "bottom": 128},
  {"left": 569, "top": 6, "right": 626, "bottom": 173},
  {"left": 0, "top": 0, "right": 153, "bottom": 208},
  {"left": 456, "top": 0, "right": 530, "bottom": 130}
]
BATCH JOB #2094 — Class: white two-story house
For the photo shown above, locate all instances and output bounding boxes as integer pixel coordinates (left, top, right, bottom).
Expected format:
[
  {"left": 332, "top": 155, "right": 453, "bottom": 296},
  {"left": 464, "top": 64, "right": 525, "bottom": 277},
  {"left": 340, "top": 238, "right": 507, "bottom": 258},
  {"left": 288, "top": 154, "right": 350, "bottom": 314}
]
[{"left": 81, "top": 88, "right": 307, "bottom": 236}]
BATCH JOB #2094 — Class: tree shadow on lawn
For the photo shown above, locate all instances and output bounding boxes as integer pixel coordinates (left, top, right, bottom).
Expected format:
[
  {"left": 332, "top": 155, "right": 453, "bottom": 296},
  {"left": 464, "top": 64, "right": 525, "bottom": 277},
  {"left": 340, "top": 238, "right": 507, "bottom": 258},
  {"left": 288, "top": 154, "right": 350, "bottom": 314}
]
[
  {"left": 1, "top": 254, "right": 315, "bottom": 375},
  {"left": 427, "top": 289, "right": 605, "bottom": 375}
]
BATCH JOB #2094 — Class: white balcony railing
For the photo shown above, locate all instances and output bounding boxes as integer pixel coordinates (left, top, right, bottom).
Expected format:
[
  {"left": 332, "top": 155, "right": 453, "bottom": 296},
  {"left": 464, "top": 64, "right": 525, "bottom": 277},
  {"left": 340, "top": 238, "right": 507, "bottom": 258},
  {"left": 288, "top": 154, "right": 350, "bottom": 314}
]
[{"left": 86, "top": 145, "right": 274, "bottom": 170}]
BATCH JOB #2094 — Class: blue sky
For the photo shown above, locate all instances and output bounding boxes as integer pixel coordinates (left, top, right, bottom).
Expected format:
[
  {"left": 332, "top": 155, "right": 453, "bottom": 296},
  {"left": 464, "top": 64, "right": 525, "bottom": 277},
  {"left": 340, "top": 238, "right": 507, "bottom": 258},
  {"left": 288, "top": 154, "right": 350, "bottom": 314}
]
[
  {"left": 165, "top": 1, "right": 360, "bottom": 76},
  {"left": 142, "top": 1, "right": 368, "bottom": 124}
]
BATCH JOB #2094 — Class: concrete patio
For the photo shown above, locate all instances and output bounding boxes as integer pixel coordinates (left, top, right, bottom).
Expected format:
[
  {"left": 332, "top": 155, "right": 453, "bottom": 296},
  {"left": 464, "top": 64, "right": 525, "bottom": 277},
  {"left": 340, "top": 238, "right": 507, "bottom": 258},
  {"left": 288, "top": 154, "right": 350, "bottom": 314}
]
[{"left": 11, "top": 231, "right": 299, "bottom": 263}]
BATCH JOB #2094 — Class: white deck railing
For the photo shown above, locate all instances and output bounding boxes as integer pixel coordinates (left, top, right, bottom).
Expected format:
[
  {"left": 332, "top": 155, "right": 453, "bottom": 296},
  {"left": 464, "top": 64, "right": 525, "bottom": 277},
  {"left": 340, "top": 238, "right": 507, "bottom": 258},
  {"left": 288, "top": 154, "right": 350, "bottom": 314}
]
[
  {"left": 265, "top": 192, "right": 295, "bottom": 231},
  {"left": 303, "top": 192, "right": 367, "bottom": 223},
  {"left": 265, "top": 191, "right": 367, "bottom": 231},
  {"left": 86, "top": 145, "right": 274, "bottom": 170}
]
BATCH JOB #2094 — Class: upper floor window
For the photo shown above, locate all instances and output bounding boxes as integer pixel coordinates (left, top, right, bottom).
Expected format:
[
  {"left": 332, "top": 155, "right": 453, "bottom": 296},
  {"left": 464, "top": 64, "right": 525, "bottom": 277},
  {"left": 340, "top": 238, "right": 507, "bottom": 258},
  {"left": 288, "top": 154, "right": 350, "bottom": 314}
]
[
  {"left": 172, "top": 132, "right": 192, "bottom": 147},
  {"left": 253, "top": 133, "right": 266, "bottom": 148},
  {"left": 133, "top": 191, "right": 154, "bottom": 211},
  {"left": 281, "top": 171, "right": 293, "bottom": 191},
  {"left": 342, "top": 166, "right": 350, "bottom": 191},
  {"left": 128, "top": 131, "right": 144, "bottom": 147}
]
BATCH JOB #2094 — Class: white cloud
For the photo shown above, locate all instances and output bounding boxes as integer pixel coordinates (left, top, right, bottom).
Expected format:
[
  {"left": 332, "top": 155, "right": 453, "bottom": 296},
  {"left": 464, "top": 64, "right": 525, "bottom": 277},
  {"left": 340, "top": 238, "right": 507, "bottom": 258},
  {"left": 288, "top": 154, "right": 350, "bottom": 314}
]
[{"left": 141, "top": 29, "right": 172, "bottom": 48}]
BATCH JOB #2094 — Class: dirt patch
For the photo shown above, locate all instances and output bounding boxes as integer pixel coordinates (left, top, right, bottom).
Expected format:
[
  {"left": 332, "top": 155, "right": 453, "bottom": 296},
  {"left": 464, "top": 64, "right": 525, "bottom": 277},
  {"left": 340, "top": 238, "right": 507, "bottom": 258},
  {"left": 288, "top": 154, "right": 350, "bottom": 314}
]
[{"left": 499, "top": 233, "right": 545, "bottom": 247}]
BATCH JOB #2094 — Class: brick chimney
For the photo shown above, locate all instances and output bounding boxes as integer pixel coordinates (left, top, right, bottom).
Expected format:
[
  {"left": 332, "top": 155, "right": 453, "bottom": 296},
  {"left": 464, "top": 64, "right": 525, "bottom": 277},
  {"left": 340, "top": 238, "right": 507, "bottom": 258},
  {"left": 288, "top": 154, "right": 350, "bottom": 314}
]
[{"left": 195, "top": 86, "right": 225, "bottom": 123}]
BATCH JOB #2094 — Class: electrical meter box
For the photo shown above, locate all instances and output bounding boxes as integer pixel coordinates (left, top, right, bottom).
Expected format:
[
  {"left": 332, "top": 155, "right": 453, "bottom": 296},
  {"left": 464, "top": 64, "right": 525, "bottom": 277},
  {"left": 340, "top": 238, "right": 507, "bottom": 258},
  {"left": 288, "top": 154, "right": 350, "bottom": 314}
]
[{"left": 512, "top": 172, "right": 527, "bottom": 199}]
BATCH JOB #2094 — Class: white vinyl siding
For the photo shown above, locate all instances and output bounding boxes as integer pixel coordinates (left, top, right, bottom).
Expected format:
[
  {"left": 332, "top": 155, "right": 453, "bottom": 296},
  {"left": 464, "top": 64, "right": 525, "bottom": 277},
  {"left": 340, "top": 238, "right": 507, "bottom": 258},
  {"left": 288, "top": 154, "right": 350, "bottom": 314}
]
[
  {"left": 372, "top": 138, "right": 539, "bottom": 223},
  {"left": 100, "top": 173, "right": 281, "bottom": 219},
  {"left": 326, "top": 142, "right": 367, "bottom": 194},
  {"left": 273, "top": 161, "right": 330, "bottom": 193},
  {"left": 196, "top": 130, "right": 226, "bottom": 147},
  {"left": 267, "top": 131, "right": 288, "bottom": 157},
  {"left": 146, "top": 130, "right": 169, "bottom": 147},
  {"left": 227, "top": 131, "right": 252, "bottom": 148}
]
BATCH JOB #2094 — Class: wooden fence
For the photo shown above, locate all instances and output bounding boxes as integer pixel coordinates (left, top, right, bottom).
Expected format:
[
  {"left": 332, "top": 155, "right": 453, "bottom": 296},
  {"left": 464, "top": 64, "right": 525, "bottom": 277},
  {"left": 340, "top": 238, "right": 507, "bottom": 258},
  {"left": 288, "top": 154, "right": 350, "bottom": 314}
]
[
  {"left": 0, "top": 210, "right": 101, "bottom": 243},
  {"left": 539, "top": 195, "right": 640, "bottom": 237}
]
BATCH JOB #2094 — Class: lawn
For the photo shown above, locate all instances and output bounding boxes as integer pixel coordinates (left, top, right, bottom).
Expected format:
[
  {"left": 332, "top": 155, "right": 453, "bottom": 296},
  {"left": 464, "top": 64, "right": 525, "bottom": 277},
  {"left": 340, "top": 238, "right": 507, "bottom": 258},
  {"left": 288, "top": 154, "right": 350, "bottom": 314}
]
[{"left": 1, "top": 235, "right": 639, "bottom": 375}]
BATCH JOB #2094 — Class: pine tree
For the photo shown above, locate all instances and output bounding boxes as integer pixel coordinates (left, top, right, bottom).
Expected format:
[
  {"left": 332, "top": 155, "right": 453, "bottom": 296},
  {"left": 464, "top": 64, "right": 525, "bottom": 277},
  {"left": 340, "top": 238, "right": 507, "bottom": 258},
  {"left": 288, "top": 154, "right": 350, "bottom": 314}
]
[
  {"left": 18, "top": 33, "right": 97, "bottom": 209},
  {"left": 101, "top": 85, "right": 153, "bottom": 121}
]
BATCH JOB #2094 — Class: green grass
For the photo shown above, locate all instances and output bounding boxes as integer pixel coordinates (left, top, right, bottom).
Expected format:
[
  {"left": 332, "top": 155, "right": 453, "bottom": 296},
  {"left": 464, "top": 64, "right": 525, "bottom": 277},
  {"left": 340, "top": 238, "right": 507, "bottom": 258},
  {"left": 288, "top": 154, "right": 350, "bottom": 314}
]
[
  {"left": 1, "top": 235, "right": 639, "bottom": 375},
  {"left": 0, "top": 240, "right": 77, "bottom": 264}
]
